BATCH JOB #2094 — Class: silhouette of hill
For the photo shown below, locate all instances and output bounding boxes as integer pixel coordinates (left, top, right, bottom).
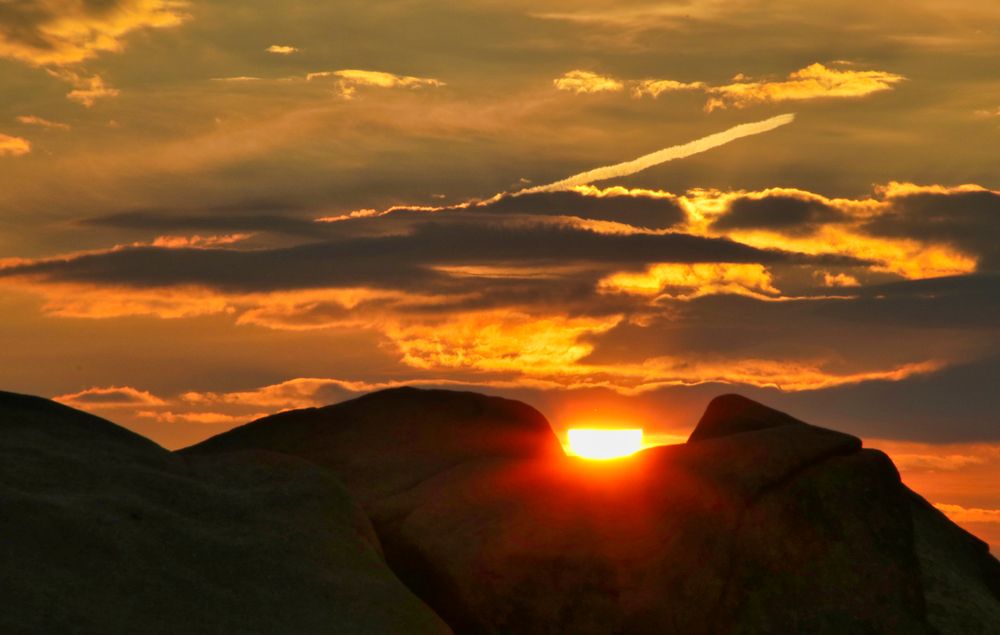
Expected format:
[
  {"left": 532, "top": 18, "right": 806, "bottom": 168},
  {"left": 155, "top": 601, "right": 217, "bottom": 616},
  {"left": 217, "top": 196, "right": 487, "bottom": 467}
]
[
  {"left": 0, "top": 390, "right": 451, "bottom": 634},
  {"left": 3, "top": 387, "right": 998, "bottom": 633}
]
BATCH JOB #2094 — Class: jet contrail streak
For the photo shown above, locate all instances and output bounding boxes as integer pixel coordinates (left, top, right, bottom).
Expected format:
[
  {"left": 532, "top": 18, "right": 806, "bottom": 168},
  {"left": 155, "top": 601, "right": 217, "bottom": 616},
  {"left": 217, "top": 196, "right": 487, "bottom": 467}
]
[{"left": 519, "top": 113, "right": 795, "bottom": 194}]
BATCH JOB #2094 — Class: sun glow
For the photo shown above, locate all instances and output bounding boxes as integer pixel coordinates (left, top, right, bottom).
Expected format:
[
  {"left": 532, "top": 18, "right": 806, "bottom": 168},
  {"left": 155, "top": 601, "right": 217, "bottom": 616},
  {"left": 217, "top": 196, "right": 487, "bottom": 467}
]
[{"left": 567, "top": 428, "right": 644, "bottom": 460}]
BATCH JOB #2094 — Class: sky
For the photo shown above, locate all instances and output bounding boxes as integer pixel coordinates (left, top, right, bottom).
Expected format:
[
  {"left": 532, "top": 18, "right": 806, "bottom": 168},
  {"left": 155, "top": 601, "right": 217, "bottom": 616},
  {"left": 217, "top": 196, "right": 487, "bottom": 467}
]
[{"left": 1, "top": 0, "right": 999, "bottom": 548}]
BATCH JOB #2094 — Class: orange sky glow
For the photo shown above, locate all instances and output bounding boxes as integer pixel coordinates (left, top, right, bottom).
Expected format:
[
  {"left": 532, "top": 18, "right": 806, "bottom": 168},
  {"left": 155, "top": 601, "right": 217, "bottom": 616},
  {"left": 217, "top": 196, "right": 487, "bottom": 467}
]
[{"left": 1, "top": 0, "right": 998, "bottom": 551}]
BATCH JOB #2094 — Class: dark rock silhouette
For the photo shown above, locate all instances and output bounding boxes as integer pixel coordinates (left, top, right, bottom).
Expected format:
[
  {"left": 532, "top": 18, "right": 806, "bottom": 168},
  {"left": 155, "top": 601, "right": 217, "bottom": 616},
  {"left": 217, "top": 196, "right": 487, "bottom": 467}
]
[
  {"left": 187, "top": 389, "right": 1000, "bottom": 634},
  {"left": 3, "top": 386, "right": 999, "bottom": 633},
  {"left": 0, "top": 390, "right": 451, "bottom": 634}
]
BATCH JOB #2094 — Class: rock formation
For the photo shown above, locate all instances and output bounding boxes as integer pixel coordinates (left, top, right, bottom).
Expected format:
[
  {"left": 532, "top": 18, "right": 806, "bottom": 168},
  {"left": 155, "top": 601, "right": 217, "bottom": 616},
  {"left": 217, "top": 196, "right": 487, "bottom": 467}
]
[
  {"left": 0, "top": 390, "right": 451, "bottom": 634},
  {"left": 4, "top": 386, "right": 999, "bottom": 633}
]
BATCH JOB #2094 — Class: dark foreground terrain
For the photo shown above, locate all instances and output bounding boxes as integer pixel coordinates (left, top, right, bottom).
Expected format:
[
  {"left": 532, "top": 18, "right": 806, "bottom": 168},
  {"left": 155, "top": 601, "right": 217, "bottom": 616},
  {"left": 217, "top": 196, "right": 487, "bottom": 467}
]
[{"left": 2, "top": 387, "right": 998, "bottom": 634}]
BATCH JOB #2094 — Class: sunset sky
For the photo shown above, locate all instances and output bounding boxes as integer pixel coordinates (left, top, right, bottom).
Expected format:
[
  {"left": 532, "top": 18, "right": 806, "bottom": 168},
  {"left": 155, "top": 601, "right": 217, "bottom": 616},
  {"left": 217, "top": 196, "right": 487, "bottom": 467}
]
[{"left": 1, "top": 1, "right": 998, "bottom": 547}]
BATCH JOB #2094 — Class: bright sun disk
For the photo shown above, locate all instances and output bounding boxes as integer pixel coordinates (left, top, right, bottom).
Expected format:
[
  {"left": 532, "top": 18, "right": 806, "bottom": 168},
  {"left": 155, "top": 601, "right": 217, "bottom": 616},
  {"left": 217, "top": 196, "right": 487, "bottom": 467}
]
[{"left": 567, "top": 428, "right": 644, "bottom": 460}]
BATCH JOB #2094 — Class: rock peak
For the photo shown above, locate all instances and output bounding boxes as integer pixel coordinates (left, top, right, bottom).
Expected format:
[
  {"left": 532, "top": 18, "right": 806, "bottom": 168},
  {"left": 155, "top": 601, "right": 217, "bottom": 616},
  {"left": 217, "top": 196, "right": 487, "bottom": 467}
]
[{"left": 688, "top": 393, "right": 807, "bottom": 443}]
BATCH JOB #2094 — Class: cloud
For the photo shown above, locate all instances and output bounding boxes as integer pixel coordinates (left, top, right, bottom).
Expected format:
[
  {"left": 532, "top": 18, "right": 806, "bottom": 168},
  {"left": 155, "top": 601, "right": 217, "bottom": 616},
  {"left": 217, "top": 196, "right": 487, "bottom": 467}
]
[
  {"left": 553, "top": 70, "right": 624, "bottom": 94},
  {"left": 0, "top": 0, "right": 189, "bottom": 66},
  {"left": 934, "top": 503, "right": 1000, "bottom": 524},
  {"left": 552, "top": 70, "right": 704, "bottom": 99},
  {"left": 711, "top": 194, "right": 847, "bottom": 234},
  {"left": 631, "top": 78, "right": 707, "bottom": 98},
  {"left": 0, "top": 133, "right": 31, "bottom": 156},
  {"left": 337, "top": 187, "right": 689, "bottom": 232},
  {"left": 704, "top": 63, "right": 905, "bottom": 111},
  {"left": 137, "top": 410, "right": 269, "bottom": 425},
  {"left": 598, "top": 263, "right": 781, "bottom": 300},
  {"left": 863, "top": 183, "right": 1000, "bottom": 272},
  {"left": 685, "top": 186, "right": 981, "bottom": 279},
  {"left": 4, "top": 179, "right": 997, "bottom": 399},
  {"left": 46, "top": 70, "right": 120, "bottom": 106},
  {"left": 16, "top": 115, "right": 70, "bottom": 130},
  {"left": 307, "top": 69, "right": 444, "bottom": 98},
  {"left": 1, "top": 220, "right": 821, "bottom": 294},
  {"left": 54, "top": 385, "right": 166, "bottom": 408},
  {"left": 556, "top": 64, "right": 904, "bottom": 112},
  {"left": 84, "top": 208, "right": 325, "bottom": 237},
  {"left": 817, "top": 271, "right": 860, "bottom": 288},
  {"left": 266, "top": 44, "right": 298, "bottom": 55},
  {"left": 211, "top": 76, "right": 262, "bottom": 83},
  {"left": 521, "top": 113, "right": 795, "bottom": 193}
]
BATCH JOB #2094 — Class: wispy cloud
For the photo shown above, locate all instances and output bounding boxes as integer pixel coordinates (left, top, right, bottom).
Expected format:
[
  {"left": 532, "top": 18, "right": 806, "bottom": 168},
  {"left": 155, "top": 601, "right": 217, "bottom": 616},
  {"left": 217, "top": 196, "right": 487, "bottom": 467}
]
[
  {"left": 307, "top": 69, "right": 444, "bottom": 98},
  {"left": 16, "top": 115, "right": 70, "bottom": 130},
  {"left": 47, "top": 69, "right": 120, "bottom": 107},
  {"left": 54, "top": 385, "right": 166, "bottom": 408},
  {"left": 266, "top": 44, "right": 298, "bottom": 55}
]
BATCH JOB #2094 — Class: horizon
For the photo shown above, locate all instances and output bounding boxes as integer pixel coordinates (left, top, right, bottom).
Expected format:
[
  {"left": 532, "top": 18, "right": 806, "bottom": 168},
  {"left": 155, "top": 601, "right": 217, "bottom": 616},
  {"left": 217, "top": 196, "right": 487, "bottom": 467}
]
[{"left": 1, "top": 0, "right": 998, "bottom": 554}]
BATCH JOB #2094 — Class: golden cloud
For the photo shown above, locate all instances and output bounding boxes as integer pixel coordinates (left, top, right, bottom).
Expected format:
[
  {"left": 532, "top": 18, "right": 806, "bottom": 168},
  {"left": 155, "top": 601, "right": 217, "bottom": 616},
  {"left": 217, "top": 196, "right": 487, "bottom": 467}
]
[
  {"left": 631, "top": 78, "right": 706, "bottom": 98},
  {"left": 556, "top": 64, "right": 904, "bottom": 111},
  {"left": 553, "top": 70, "right": 625, "bottom": 94},
  {"left": 45, "top": 69, "right": 120, "bottom": 106},
  {"left": 0, "top": 0, "right": 189, "bottom": 67},
  {"left": 386, "top": 310, "right": 622, "bottom": 373},
  {"left": 680, "top": 186, "right": 979, "bottom": 279},
  {"left": 704, "top": 63, "right": 905, "bottom": 111},
  {"left": 307, "top": 69, "right": 444, "bottom": 98},
  {"left": 0, "top": 133, "right": 31, "bottom": 156},
  {"left": 817, "top": 271, "right": 861, "bottom": 288},
  {"left": 266, "top": 44, "right": 297, "bottom": 55},
  {"left": 598, "top": 263, "right": 780, "bottom": 300},
  {"left": 16, "top": 115, "right": 70, "bottom": 130}
]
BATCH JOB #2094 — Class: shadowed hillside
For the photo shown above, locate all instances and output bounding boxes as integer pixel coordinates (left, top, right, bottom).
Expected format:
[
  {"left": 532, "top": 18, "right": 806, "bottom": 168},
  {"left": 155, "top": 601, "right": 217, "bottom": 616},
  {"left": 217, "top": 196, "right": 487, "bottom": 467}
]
[{"left": 0, "top": 390, "right": 451, "bottom": 634}]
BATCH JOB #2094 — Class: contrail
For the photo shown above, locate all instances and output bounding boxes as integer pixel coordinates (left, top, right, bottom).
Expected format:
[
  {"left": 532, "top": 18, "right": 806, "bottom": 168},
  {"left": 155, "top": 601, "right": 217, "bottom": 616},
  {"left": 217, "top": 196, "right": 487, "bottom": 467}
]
[{"left": 519, "top": 113, "right": 795, "bottom": 194}]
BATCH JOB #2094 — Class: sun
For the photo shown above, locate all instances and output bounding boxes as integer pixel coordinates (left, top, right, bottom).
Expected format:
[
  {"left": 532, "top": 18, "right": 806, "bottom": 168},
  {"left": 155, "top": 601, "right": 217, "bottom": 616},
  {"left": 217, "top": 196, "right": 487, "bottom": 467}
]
[{"left": 566, "top": 428, "right": 644, "bottom": 460}]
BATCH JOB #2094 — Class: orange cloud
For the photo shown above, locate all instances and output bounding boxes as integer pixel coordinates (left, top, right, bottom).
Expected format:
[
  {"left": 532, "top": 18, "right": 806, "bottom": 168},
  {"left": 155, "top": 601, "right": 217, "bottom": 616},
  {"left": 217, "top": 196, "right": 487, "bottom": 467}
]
[
  {"left": 386, "top": 311, "right": 622, "bottom": 373},
  {"left": 0, "top": 0, "right": 189, "bottom": 67},
  {"left": 704, "top": 63, "right": 905, "bottom": 111},
  {"left": 54, "top": 385, "right": 166, "bottom": 408},
  {"left": 934, "top": 503, "right": 1000, "bottom": 524},
  {"left": 0, "top": 133, "right": 31, "bottom": 156},
  {"left": 149, "top": 233, "right": 253, "bottom": 248},
  {"left": 680, "top": 186, "right": 979, "bottom": 279},
  {"left": 553, "top": 70, "right": 625, "bottom": 94},
  {"left": 137, "top": 410, "right": 269, "bottom": 425},
  {"left": 16, "top": 115, "right": 70, "bottom": 130},
  {"left": 817, "top": 271, "right": 861, "bottom": 288},
  {"left": 598, "top": 263, "right": 780, "bottom": 300},
  {"left": 266, "top": 44, "right": 298, "bottom": 55}
]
